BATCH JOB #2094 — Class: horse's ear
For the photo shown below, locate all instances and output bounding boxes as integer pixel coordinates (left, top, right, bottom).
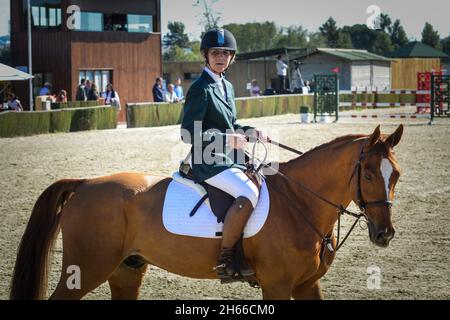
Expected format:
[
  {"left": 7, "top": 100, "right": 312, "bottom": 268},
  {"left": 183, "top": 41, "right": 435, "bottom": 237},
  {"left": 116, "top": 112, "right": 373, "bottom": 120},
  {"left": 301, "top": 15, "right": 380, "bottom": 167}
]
[
  {"left": 385, "top": 124, "right": 404, "bottom": 148},
  {"left": 368, "top": 125, "right": 381, "bottom": 147}
]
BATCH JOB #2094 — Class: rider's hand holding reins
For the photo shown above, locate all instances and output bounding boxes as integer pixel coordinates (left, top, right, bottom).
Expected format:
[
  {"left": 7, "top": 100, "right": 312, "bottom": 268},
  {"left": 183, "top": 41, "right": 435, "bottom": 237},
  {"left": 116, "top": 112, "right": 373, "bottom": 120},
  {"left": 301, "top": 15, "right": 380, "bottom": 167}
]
[
  {"left": 251, "top": 129, "right": 269, "bottom": 142},
  {"left": 228, "top": 133, "right": 248, "bottom": 149}
]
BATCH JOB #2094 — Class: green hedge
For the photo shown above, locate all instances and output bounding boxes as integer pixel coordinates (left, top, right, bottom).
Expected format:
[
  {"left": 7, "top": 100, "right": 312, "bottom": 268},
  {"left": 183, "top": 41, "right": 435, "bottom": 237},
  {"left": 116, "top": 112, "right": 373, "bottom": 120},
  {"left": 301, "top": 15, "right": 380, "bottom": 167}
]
[
  {"left": 0, "top": 106, "right": 117, "bottom": 138},
  {"left": 126, "top": 102, "right": 184, "bottom": 128},
  {"left": 126, "top": 93, "right": 416, "bottom": 128},
  {"left": 51, "top": 100, "right": 99, "bottom": 110}
]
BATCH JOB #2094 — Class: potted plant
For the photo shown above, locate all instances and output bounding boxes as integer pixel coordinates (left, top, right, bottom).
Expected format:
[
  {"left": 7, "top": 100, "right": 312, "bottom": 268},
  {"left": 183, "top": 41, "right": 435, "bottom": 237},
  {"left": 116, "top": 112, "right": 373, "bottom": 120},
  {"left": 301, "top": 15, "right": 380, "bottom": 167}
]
[{"left": 299, "top": 105, "right": 309, "bottom": 123}]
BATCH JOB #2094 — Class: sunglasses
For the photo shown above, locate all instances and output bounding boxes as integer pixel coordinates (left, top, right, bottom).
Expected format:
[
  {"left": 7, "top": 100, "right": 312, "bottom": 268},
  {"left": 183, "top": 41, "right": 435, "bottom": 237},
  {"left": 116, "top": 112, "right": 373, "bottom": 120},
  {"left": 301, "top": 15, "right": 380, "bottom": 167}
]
[{"left": 210, "top": 50, "right": 232, "bottom": 57}]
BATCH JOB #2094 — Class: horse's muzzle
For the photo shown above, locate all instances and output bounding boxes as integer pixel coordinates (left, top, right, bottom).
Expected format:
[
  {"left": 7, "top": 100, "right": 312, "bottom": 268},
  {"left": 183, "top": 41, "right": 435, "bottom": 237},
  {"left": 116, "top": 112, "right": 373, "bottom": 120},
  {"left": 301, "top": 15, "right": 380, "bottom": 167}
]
[{"left": 369, "top": 225, "right": 395, "bottom": 247}]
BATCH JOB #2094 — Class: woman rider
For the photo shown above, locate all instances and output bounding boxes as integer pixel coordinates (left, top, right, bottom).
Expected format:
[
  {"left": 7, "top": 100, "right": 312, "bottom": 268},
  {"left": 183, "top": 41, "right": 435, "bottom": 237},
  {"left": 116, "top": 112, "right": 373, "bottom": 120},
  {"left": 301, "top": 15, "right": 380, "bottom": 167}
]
[{"left": 180, "top": 28, "right": 267, "bottom": 280}]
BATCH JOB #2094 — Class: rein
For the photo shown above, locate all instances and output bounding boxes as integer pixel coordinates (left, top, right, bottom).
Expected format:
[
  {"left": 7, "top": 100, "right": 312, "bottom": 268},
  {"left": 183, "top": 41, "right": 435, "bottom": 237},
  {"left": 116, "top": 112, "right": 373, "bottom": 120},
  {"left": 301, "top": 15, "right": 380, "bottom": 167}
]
[{"left": 248, "top": 137, "right": 388, "bottom": 257}]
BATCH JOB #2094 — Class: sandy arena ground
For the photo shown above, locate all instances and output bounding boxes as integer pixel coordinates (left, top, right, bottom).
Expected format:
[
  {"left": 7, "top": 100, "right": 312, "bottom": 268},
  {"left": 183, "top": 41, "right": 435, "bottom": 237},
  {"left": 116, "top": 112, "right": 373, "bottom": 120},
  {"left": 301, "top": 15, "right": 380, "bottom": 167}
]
[{"left": 1, "top": 107, "right": 449, "bottom": 300}]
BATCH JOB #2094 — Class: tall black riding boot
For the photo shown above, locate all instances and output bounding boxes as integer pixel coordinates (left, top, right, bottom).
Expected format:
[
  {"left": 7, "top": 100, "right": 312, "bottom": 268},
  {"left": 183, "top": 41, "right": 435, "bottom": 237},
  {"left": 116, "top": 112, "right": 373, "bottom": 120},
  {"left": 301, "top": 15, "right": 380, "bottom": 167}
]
[{"left": 215, "top": 197, "right": 255, "bottom": 279}]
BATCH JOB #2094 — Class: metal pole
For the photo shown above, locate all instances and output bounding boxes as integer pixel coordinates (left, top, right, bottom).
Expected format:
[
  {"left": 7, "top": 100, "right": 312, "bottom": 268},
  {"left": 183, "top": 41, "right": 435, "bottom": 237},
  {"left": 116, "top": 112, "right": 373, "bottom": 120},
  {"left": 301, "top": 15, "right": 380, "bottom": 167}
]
[
  {"left": 335, "top": 74, "right": 339, "bottom": 122},
  {"left": 430, "top": 74, "right": 434, "bottom": 124},
  {"left": 27, "top": 0, "right": 33, "bottom": 111}
]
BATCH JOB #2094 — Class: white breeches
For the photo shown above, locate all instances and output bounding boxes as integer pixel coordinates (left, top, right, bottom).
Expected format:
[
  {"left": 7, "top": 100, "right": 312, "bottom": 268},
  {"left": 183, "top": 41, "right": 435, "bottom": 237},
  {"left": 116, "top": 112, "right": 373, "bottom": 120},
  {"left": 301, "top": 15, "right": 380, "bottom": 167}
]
[{"left": 205, "top": 168, "right": 259, "bottom": 208}]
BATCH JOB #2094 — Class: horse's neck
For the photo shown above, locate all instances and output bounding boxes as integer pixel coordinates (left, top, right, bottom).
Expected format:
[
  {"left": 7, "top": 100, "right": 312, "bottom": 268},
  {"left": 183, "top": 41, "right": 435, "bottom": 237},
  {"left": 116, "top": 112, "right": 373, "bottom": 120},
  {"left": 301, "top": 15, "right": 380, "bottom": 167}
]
[{"left": 274, "top": 138, "right": 364, "bottom": 235}]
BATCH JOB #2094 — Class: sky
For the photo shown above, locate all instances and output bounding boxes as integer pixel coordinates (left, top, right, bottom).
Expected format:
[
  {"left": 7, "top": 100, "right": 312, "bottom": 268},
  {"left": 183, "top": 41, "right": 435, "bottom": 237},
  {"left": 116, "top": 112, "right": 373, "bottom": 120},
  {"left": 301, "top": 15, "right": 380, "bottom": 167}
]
[
  {"left": 161, "top": 0, "right": 449, "bottom": 41},
  {"left": 0, "top": 0, "right": 448, "bottom": 40}
]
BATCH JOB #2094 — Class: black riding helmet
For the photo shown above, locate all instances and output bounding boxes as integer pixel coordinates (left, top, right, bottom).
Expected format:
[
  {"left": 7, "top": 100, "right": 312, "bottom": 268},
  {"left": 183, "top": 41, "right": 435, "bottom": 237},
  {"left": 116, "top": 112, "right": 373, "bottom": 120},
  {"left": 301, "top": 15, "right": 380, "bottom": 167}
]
[
  {"left": 201, "top": 28, "right": 237, "bottom": 52},
  {"left": 201, "top": 28, "right": 237, "bottom": 73}
]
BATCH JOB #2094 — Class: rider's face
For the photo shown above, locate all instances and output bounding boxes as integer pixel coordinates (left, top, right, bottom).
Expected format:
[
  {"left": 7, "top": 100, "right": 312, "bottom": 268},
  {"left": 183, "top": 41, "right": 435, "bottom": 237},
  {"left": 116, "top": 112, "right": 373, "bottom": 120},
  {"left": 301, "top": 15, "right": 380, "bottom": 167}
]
[{"left": 207, "top": 49, "right": 232, "bottom": 74}]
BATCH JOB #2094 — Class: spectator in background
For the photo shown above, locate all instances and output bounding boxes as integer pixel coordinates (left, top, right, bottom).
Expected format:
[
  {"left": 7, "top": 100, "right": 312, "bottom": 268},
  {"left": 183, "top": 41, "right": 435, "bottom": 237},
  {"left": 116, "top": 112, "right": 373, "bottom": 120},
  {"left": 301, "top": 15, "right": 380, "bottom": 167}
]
[
  {"left": 76, "top": 78, "right": 87, "bottom": 101},
  {"left": 55, "top": 89, "right": 68, "bottom": 103},
  {"left": 174, "top": 77, "right": 184, "bottom": 101},
  {"left": 87, "top": 83, "right": 99, "bottom": 101},
  {"left": 84, "top": 80, "right": 92, "bottom": 98},
  {"left": 249, "top": 79, "right": 261, "bottom": 97},
  {"left": 309, "top": 79, "right": 315, "bottom": 93},
  {"left": 7, "top": 93, "right": 23, "bottom": 111},
  {"left": 276, "top": 55, "right": 288, "bottom": 93},
  {"left": 39, "top": 82, "right": 52, "bottom": 96},
  {"left": 165, "top": 83, "right": 180, "bottom": 103},
  {"left": 102, "top": 83, "right": 121, "bottom": 110},
  {"left": 152, "top": 77, "right": 164, "bottom": 102}
]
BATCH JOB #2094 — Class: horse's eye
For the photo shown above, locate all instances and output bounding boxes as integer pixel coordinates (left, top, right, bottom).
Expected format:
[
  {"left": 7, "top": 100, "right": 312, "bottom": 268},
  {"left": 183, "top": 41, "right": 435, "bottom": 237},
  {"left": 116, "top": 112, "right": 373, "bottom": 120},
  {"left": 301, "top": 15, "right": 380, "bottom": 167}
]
[{"left": 364, "top": 173, "right": 373, "bottom": 181}]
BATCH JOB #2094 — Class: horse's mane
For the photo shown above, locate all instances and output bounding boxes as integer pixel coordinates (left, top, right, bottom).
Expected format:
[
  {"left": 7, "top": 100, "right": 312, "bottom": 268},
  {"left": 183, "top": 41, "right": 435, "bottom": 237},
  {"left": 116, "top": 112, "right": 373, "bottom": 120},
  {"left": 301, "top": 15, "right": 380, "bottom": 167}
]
[{"left": 284, "top": 134, "right": 367, "bottom": 165}]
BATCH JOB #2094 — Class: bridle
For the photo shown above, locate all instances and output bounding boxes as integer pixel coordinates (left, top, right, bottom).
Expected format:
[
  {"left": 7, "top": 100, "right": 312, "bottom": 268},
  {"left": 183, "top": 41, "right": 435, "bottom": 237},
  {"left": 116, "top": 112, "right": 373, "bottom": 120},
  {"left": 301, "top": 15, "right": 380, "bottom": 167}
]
[
  {"left": 246, "top": 137, "right": 394, "bottom": 259},
  {"left": 350, "top": 141, "right": 394, "bottom": 212}
]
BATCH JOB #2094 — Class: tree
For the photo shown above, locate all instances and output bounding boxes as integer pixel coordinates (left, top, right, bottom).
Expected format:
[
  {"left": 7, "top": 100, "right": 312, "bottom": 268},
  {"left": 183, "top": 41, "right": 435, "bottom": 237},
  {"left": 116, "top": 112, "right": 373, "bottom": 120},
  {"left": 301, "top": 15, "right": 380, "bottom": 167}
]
[
  {"left": 164, "top": 43, "right": 202, "bottom": 62},
  {"left": 275, "top": 25, "right": 308, "bottom": 48},
  {"left": 390, "top": 19, "right": 408, "bottom": 50},
  {"left": 441, "top": 36, "right": 450, "bottom": 56},
  {"left": 372, "top": 32, "right": 394, "bottom": 55},
  {"left": 307, "top": 32, "right": 327, "bottom": 48},
  {"left": 194, "top": 0, "right": 221, "bottom": 33},
  {"left": 336, "top": 31, "right": 353, "bottom": 49},
  {"left": 379, "top": 13, "right": 392, "bottom": 33},
  {"left": 223, "top": 22, "right": 278, "bottom": 52},
  {"left": 319, "top": 17, "right": 339, "bottom": 48},
  {"left": 163, "top": 21, "right": 190, "bottom": 48},
  {"left": 344, "top": 24, "right": 377, "bottom": 51},
  {"left": 0, "top": 46, "right": 11, "bottom": 65},
  {"left": 421, "top": 22, "right": 441, "bottom": 49}
]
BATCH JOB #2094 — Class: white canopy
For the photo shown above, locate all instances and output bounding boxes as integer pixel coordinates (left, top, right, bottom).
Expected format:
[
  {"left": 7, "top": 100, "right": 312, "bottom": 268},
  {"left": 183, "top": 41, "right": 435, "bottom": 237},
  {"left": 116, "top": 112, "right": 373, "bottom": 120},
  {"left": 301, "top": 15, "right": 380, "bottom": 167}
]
[{"left": 0, "top": 63, "right": 33, "bottom": 81}]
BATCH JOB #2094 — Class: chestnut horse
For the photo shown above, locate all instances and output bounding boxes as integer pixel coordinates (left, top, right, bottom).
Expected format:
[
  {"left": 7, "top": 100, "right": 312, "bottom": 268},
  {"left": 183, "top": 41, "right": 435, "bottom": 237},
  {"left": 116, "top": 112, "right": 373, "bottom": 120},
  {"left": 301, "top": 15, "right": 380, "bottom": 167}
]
[{"left": 10, "top": 125, "right": 403, "bottom": 300}]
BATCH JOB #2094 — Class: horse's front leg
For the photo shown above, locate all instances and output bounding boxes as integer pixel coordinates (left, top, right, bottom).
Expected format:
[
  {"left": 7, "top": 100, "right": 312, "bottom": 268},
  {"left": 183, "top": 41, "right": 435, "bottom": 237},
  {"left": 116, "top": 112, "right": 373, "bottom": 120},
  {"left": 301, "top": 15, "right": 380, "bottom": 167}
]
[
  {"left": 291, "top": 280, "right": 324, "bottom": 300},
  {"left": 260, "top": 281, "right": 292, "bottom": 300}
]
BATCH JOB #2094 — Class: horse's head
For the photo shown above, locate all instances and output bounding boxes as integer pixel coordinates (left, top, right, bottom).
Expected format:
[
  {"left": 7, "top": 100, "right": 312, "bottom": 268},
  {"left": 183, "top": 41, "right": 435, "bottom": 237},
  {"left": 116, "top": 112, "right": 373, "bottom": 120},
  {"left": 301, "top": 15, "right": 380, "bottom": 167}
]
[{"left": 351, "top": 125, "right": 403, "bottom": 247}]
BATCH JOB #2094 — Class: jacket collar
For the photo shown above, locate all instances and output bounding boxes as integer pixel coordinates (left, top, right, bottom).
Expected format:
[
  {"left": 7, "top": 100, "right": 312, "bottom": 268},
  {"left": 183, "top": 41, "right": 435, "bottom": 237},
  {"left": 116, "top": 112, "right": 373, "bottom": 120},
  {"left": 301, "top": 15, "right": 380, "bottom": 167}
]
[{"left": 201, "top": 69, "right": 231, "bottom": 107}]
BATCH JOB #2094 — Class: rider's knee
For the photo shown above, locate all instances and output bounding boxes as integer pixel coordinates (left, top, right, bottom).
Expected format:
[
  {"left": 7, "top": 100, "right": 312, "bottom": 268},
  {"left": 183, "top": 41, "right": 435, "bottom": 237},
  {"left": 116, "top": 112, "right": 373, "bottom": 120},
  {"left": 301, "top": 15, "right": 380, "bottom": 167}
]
[{"left": 235, "top": 196, "right": 256, "bottom": 210}]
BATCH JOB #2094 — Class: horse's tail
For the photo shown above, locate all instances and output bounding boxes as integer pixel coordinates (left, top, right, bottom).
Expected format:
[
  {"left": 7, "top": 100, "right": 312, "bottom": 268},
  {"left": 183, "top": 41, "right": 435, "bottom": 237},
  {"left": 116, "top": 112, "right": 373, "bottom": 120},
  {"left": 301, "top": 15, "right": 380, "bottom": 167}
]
[{"left": 9, "top": 179, "right": 86, "bottom": 300}]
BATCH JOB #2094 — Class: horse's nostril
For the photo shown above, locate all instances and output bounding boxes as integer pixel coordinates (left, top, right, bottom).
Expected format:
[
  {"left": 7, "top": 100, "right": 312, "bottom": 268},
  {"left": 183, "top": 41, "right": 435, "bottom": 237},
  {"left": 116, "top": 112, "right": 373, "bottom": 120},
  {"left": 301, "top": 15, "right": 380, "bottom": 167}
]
[{"left": 376, "top": 229, "right": 394, "bottom": 242}]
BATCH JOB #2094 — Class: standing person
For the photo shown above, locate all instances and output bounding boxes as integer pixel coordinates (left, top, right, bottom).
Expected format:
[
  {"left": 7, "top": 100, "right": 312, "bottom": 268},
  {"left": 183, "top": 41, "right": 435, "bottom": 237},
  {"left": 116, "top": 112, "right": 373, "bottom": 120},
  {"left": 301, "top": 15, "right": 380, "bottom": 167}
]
[
  {"left": 76, "top": 79, "right": 87, "bottom": 101},
  {"left": 152, "top": 77, "right": 164, "bottom": 102},
  {"left": 84, "top": 80, "right": 92, "bottom": 98},
  {"left": 276, "top": 55, "right": 288, "bottom": 93},
  {"left": 165, "top": 83, "right": 180, "bottom": 103},
  {"left": 102, "top": 83, "right": 121, "bottom": 110},
  {"left": 55, "top": 90, "right": 68, "bottom": 103},
  {"left": 6, "top": 93, "right": 23, "bottom": 111},
  {"left": 180, "top": 28, "right": 268, "bottom": 282},
  {"left": 174, "top": 77, "right": 184, "bottom": 101},
  {"left": 87, "top": 83, "right": 99, "bottom": 101},
  {"left": 249, "top": 79, "right": 261, "bottom": 97},
  {"left": 39, "top": 82, "right": 52, "bottom": 96}
]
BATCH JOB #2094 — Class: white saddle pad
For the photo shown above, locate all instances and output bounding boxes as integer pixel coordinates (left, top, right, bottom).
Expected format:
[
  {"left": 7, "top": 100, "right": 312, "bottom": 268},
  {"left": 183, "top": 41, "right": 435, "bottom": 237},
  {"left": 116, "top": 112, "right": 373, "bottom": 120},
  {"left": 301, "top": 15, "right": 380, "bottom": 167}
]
[{"left": 162, "top": 175, "right": 270, "bottom": 239}]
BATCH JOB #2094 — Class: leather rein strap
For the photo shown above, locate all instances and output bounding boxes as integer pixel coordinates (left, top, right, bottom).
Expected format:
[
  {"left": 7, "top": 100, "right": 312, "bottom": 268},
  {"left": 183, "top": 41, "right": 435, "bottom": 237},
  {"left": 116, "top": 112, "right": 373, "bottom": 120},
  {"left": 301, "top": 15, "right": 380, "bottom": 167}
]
[{"left": 262, "top": 138, "right": 375, "bottom": 256}]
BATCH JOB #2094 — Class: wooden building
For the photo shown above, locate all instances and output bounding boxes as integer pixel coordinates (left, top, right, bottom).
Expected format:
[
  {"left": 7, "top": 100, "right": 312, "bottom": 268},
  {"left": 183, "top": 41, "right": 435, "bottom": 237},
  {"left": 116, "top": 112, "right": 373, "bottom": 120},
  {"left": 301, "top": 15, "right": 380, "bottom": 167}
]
[
  {"left": 295, "top": 48, "right": 391, "bottom": 91},
  {"left": 10, "top": 0, "right": 162, "bottom": 121},
  {"left": 386, "top": 42, "right": 448, "bottom": 89}
]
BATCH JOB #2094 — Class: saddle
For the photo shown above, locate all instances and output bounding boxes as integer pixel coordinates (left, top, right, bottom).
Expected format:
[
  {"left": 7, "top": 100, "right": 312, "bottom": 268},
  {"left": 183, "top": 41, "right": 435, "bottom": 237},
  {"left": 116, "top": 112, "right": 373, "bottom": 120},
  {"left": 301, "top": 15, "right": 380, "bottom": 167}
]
[{"left": 178, "top": 155, "right": 263, "bottom": 224}]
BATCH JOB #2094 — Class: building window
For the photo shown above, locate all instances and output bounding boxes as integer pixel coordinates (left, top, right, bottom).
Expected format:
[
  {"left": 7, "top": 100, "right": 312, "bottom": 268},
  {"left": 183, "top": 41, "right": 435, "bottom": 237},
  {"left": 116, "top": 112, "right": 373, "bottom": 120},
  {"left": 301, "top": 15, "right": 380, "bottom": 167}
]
[
  {"left": 127, "top": 15, "right": 153, "bottom": 33},
  {"left": 73, "top": 12, "right": 103, "bottom": 32},
  {"left": 79, "top": 70, "right": 112, "bottom": 94},
  {"left": 24, "top": 0, "right": 62, "bottom": 29},
  {"left": 104, "top": 14, "right": 127, "bottom": 32}
]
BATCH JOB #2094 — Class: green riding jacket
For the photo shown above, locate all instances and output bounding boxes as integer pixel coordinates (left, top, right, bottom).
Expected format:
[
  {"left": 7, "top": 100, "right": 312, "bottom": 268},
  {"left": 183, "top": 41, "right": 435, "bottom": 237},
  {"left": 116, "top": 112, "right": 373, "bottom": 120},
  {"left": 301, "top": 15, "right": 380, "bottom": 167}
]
[{"left": 181, "top": 70, "right": 254, "bottom": 183}]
